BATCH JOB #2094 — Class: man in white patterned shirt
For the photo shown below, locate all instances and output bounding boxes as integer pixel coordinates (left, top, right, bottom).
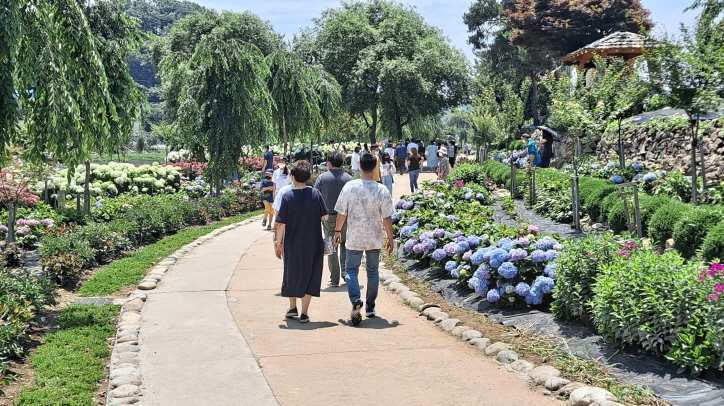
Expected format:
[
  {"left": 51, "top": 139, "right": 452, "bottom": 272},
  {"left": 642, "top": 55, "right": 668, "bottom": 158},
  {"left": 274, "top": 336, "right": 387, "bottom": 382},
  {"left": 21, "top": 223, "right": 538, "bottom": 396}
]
[{"left": 333, "top": 153, "right": 395, "bottom": 326}]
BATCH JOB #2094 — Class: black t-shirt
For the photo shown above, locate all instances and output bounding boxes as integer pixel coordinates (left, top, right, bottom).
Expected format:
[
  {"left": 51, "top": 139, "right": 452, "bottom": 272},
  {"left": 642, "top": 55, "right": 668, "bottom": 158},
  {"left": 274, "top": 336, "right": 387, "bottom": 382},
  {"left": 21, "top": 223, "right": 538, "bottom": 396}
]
[{"left": 408, "top": 155, "right": 422, "bottom": 171}]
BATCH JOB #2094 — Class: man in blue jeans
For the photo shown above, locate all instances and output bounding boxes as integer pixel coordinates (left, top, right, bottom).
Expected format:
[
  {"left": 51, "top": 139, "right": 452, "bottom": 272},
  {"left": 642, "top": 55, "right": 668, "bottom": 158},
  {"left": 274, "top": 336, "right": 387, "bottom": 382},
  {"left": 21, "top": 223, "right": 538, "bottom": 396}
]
[
  {"left": 333, "top": 153, "right": 395, "bottom": 326},
  {"left": 395, "top": 141, "right": 407, "bottom": 174}
]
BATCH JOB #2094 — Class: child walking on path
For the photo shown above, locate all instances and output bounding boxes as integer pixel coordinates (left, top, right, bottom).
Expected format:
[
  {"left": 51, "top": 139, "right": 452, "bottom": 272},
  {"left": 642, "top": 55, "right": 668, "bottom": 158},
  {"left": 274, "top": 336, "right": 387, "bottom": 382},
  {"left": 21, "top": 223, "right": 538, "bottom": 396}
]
[{"left": 260, "top": 169, "right": 275, "bottom": 230}]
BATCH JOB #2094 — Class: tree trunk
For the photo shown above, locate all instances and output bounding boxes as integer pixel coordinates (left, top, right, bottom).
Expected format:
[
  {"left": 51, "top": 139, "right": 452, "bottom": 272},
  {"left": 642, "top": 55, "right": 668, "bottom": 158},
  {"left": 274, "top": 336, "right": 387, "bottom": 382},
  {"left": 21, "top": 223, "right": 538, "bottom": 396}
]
[
  {"left": 368, "top": 95, "right": 379, "bottom": 145},
  {"left": 531, "top": 74, "right": 539, "bottom": 126},
  {"left": 6, "top": 203, "right": 16, "bottom": 243},
  {"left": 617, "top": 119, "right": 625, "bottom": 168},
  {"left": 83, "top": 159, "right": 91, "bottom": 215},
  {"left": 691, "top": 118, "right": 699, "bottom": 205}
]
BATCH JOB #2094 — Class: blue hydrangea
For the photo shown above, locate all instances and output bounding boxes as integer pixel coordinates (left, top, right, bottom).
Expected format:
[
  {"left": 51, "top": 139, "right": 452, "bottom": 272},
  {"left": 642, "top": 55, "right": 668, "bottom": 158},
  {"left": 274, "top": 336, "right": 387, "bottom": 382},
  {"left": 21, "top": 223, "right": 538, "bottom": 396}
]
[
  {"left": 489, "top": 248, "right": 510, "bottom": 268},
  {"left": 400, "top": 226, "right": 415, "bottom": 237},
  {"left": 475, "top": 278, "right": 489, "bottom": 297},
  {"left": 536, "top": 236, "right": 558, "bottom": 251},
  {"left": 500, "top": 282, "right": 515, "bottom": 295},
  {"left": 450, "top": 268, "right": 460, "bottom": 279},
  {"left": 413, "top": 244, "right": 424, "bottom": 254},
  {"left": 509, "top": 248, "right": 528, "bottom": 261},
  {"left": 604, "top": 162, "right": 617, "bottom": 170},
  {"left": 487, "top": 288, "right": 501, "bottom": 302},
  {"left": 407, "top": 217, "right": 418, "bottom": 226},
  {"left": 500, "top": 243, "right": 515, "bottom": 252},
  {"left": 455, "top": 241, "right": 470, "bottom": 255},
  {"left": 447, "top": 215, "right": 457, "bottom": 222},
  {"left": 632, "top": 163, "right": 643, "bottom": 171},
  {"left": 403, "top": 238, "right": 418, "bottom": 253},
  {"left": 474, "top": 264, "right": 491, "bottom": 280},
  {"left": 498, "top": 262, "right": 519, "bottom": 278},
  {"left": 546, "top": 250, "right": 560, "bottom": 262},
  {"left": 531, "top": 250, "right": 548, "bottom": 263},
  {"left": 445, "top": 261, "right": 458, "bottom": 272},
  {"left": 391, "top": 212, "right": 400, "bottom": 223},
  {"left": 643, "top": 173, "right": 657, "bottom": 182},
  {"left": 421, "top": 239, "right": 437, "bottom": 253},
  {"left": 633, "top": 174, "right": 642, "bottom": 181},
  {"left": 476, "top": 193, "right": 486, "bottom": 201},
  {"left": 544, "top": 264, "right": 557, "bottom": 278},
  {"left": 402, "top": 200, "right": 414, "bottom": 210},
  {"left": 443, "top": 243, "right": 456, "bottom": 257},
  {"left": 611, "top": 175, "right": 624, "bottom": 184},
  {"left": 517, "top": 237, "right": 530, "bottom": 247},
  {"left": 432, "top": 228, "right": 445, "bottom": 238},
  {"left": 464, "top": 192, "right": 474, "bottom": 200},
  {"left": 468, "top": 277, "right": 480, "bottom": 290},
  {"left": 419, "top": 231, "right": 433, "bottom": 240},
  {"left": 466, "top": 236, "right": 482, "bottom": 248},
  {"left": 470, "top": 249, "right": 486, "bottom": 265},
  {"left": 432, "top": 249, "right": 447, "bottom": 261},
  {"left": 498, "top": 238, "right": 514, "bottom": 247},
  {"left": 511, "top": 153, "right": 520, "bottom": 160},
  {"left": 590, "top": 163, "right": 599, "bottom": 169},
  {"left": 514, "top": 282, "right": 531, "bottom": 297},
  {"left": 452, "top": 231, "right": 463, "bottom": 238},
  {"left": 456, "top": 236, "right": 468, "bottom": 243},
  {"left": 533, "top": 276, "right": 556, "bottom": 294},
  {"left": 462, "top": 251, "right": 472, "bottom": 262},
  {"left": 516, "top": 157, "right": 527, "bottom": 167},
  {"left": 482, "top": 247, "right": 495, "bottom": 262},
  {"left": 525, "top": 288, "right": 544, "bottom": 305}
]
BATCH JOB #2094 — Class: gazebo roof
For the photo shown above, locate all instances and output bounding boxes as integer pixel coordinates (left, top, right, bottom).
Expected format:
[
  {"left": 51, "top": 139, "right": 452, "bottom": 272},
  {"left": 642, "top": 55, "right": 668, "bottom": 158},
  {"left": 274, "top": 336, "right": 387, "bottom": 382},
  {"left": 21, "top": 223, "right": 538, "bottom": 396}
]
[{"left": 561, "top": 31, "right": 644, "bottom": 65}]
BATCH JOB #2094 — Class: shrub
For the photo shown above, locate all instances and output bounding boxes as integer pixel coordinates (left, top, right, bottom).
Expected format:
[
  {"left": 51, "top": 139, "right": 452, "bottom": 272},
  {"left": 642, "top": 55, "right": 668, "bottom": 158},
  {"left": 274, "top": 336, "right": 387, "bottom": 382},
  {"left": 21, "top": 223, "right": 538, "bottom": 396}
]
[
  {"left": 591, "top": 249, "right": 722, "bottom": 374},
  {"left": 0, "top": 243, "right": 26, "bottom": 268},
  {"left": 673, "top": 206, "right": 724, "bottom": 259},
  {"left": 600, "top": 193, "right": 621, "bottom": 221},
  {"left": 551, "top": 233, "right": 622, "bottom": 322},
  {"left": 40, "top": 232, "right": 96, "bottom": 283},
  {"left": 579, "top": 180, "right": 618, "bottom": 221},
  {"left": 528, "top": 169, "right": 574, "bottom": 223},
  {"left": 701, "top": 221, "right": 724, "bottom": 261},
  {"left": 608, "top": 195, "right": 673, "bottom": 236},
  {"left": 648, "top": 200, "right": 692, "bottom": 245},
  {"left": 450, "top": 163, "right": 485, "bottom": 185}
]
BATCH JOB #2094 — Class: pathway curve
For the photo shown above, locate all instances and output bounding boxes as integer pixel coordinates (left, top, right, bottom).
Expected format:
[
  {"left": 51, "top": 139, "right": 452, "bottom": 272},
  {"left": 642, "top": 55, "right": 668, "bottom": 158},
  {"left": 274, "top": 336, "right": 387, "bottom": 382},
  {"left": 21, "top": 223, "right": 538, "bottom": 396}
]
[{"left": 135, "top": 172, "right": 560, "bottom": 406}]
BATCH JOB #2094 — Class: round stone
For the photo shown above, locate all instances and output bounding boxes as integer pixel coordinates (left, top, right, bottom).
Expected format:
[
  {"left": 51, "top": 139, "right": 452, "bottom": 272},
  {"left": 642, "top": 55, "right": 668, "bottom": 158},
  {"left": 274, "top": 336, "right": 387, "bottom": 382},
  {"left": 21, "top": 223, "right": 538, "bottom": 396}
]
[
  {"left": 110, "top": 384, "right": 140, "bottom": 398},
  {"left": 484, "top": 342, "right": 511, "bottom": 356},
  {"left": 407, "top": 297, "right": 425, "bottom": 308},
  {"left": 138, "top": 281, "right": 157, "bottom": 290},
  {"left": 398, "top": 290, "right": 418, "bottom": 301},
  {"left": 110, "top": 368, "right": 141, "bottom": 380},
  {"left": 496, "top": 350, "right": 519, "bottom": 364},
  {"left": 461, "top": 329, "right": 482, "bottom": 341},
  {"left": 111, "top": 374, "right": 142, "bottom": 388},
  {"left": 440, "top": 318, "right": 461, "bottom": 332},
  {"left": 116, "top": 336, "right": 138, "bottom": 344},
  {"left": 120, "top": 312, "right": 141, "bottom": 324}
]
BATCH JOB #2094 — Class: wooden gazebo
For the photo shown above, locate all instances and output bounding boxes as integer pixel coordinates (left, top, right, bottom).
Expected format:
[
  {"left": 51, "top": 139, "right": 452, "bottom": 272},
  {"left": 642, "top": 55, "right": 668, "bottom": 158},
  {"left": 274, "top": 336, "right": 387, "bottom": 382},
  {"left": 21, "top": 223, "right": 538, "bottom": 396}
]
[{"left": 560, "top": 31, "right": 644, "bottom": 69}]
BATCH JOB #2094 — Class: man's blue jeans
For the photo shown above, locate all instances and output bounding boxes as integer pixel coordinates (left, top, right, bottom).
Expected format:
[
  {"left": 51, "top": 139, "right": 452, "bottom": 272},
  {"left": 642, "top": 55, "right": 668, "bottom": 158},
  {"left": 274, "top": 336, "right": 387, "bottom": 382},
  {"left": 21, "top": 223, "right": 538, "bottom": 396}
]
[{"left": 345, "top": 249, "right": 380, "bottom": 313}]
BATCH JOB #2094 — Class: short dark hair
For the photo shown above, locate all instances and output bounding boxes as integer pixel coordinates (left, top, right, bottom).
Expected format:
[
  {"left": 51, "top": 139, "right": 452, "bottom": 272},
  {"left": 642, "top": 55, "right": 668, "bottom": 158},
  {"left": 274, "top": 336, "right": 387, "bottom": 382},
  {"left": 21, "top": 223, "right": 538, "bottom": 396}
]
[
  {"left": 290, "top": 160, "right": 312, "bottom": 183},
  {"left": 327, "top": 152, "right": 344, "bottom": 168},
  {"left": 370, "top": 144, "right": 379, "bottom": 151},
  {"left": 354, "top": 146, "right": 361, "bottom": 153},
  {"left": 265, "top": 145, "right": 270, "bottom": 150},
  {"left": 360, "top": 153, "right": 377, "bottom": 173}
]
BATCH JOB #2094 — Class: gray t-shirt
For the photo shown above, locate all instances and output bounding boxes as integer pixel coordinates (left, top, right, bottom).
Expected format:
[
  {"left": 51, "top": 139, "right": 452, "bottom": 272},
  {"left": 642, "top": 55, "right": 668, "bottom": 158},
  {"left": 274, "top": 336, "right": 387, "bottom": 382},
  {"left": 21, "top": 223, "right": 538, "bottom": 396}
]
[
  {"left": 314, "top": 169, "right": 351, "bottom": 215},
  {"left": 334, "top": 179, "right": 395, "bottom": 251}
]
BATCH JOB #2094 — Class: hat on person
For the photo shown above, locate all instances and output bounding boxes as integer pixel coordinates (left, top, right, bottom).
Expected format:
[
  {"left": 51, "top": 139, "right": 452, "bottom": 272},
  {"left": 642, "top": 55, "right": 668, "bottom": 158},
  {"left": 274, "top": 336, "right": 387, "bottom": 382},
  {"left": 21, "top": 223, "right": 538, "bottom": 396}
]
[
  {"left": 521, "top": 133, "right": 531, "bottom": 139},
  {"left": 265, "top": 169, "right": 274, "bottom": 173},
  {"left": 439, "top": 147, "right": 448, "bottom": 155},
  {"left": 277, "top": 156, "right": 287, "bottom": 161}
]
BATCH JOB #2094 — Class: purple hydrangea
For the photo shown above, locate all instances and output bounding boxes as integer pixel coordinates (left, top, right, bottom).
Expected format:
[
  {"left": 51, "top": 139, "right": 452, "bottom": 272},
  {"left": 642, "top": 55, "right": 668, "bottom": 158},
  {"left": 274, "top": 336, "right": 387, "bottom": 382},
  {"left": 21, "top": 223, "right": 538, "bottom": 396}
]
[
  {"left": 455, "top": 236, "right": 468, "bottom": 243},
  {"left": 546, "top": 250, "right": 560, "bottom": 262},
  {"left": 407, "top": 217, "right": 418, "bottom": 226},
  {"left": 403, "top": 238, "right": 418, "bottom": 253},
  {"left": 432, "top": 228, "right": 445, "bottom": 238},
  {"left": 517, "top": 237, "right": 530, "bottom": 247},
  {"left": 536, "top": 236, "right": 559, "bottom": 251},
  {"left": 489, "top": 248, "right": 510, "bottom": 268},
  {"left": 487, "top": 288, "right": 501, "bottom": 302},
  {"left": 498, "top": 262, "right": 519, "bottom": 279},
  {"left": 533, "top": 276, "right": 556, "bottom": 294},
  {"left": 525, "top": 288, "right": 544, "bottom": 305},
  {"left": 402, "top": 200, "right": 414, "bottom": 210},
  {"left": 509, "top": 248, "right": 528, "bottom": 261},
  {"left": 391, "top": 212, "right": 400, "bottom": 223},
  {"left": 531, "top": 250, "right": 548, "bottom": 263},
  {"left": 443, "top": 243, "right": 456, "bottom": 257},
  {"left": 462, "top": 251, "right": 472, "bottom": 262},
  {"left": 432, "top": 249, "right": 447, "bottom": 261},
  {"left": 544, "top": 264, "right": 557, "bottom": 279},
  {"left": 474, "top": 264, "right": 491, "bottom": 280},
  {"left": 447, "top": 215, "right": 457, "bottom": 222},
  {"left": 455, "top": 241, "right": 471, "bottom": 255},
  {"left": 419, "top": 231, "right": 434, "bottom": 240},
  {"left": 452, "top": 231, "right": 463, "bottom": 238},
  {"left": 445, "top": 261, "right": 458, "bottom": 272},
  {"left": 421, "top": 239, "right": 437, "bottom": 253},
  {"left": 482, "top": 247, "right": 495, "bottom": 262},
  {"left": 466, "top": 236, "right": 482, "bottom": 248},
  {"left": 468, "top": 277, "right": 480, "bottom": 290},
  {"left": 514, "top": 282, "right": 531, "bottom": 297},
  {"left": 412, "top": 244, "right": 424, "bottom": 254},
  {"left": 395, "top": 200, "right": 405, "bottom": 209},
  {"left": 475, "top": 278, "right": 489, "bottom": 297}
]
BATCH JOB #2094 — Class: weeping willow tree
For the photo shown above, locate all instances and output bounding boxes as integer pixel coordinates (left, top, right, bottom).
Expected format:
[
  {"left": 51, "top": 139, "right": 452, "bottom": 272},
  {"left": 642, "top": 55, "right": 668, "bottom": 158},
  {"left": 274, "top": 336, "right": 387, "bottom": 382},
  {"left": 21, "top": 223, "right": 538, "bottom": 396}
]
[{"left": 3, "top": 0, "right": 144, "bottom": 217}]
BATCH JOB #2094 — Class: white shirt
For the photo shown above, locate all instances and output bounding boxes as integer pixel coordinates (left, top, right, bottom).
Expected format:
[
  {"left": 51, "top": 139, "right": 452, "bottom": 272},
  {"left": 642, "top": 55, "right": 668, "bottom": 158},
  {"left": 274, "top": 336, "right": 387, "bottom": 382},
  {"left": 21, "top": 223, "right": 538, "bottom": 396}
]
[
  {"left": 334, "top": 179, "right": 395, "bottom": 251},
  {"left": 381, "top": 162, "right": 395, "bottom": 177},
  {"left": 384, "top": 147, "right": 395, "bottom": 158},
  {"left": 273, "top": 167, "right": 292, "bottom": 190},
  {"left": 351, "top": 152, "right": 361, "bottom": 170},
  {"left": 272, "top": 184, "right": 293, "bottom": 212},
  {"left": 407, "top": 142, "right": 419, "bottom": 154}
]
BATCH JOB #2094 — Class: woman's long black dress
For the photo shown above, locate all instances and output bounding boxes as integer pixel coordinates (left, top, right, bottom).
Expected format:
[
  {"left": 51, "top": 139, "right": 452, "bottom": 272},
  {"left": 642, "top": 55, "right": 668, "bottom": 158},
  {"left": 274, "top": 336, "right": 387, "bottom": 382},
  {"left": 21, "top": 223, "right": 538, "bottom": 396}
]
[{"left": 275, "top": 187, "right": 328, "bottom": 298}]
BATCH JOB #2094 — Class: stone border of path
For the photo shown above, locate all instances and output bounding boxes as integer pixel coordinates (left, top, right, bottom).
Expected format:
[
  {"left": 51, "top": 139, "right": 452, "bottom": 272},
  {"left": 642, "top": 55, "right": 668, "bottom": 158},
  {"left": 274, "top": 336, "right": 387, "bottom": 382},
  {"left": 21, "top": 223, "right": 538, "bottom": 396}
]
[
  {"left": 104, "top": 217, "right": 259, "bottom": 406},
  {"left": 378, "top": 271, "right": 626, "bottom": 406}
]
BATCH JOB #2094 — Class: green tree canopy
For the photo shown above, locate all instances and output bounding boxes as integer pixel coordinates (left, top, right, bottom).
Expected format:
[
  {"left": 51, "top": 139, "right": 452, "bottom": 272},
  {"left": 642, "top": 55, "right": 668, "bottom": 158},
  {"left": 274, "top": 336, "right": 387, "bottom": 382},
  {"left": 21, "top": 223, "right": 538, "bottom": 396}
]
[{"left": 314, "top": 0, "right": 469, "bottom": 144}]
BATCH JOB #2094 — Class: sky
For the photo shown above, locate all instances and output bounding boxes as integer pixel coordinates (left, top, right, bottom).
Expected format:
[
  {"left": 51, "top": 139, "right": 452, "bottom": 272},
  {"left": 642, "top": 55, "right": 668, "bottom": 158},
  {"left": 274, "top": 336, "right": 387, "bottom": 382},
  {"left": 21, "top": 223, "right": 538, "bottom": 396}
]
[{"left": 192, "top": 0, "right": 699, "bottom": 63}]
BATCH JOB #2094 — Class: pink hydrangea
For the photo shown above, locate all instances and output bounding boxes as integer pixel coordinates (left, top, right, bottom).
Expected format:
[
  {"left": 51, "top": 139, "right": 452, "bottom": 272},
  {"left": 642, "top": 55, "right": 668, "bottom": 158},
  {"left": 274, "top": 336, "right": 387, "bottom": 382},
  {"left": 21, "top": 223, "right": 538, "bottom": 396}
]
[
  {"left": 527, "top": 225, "right": 539, "bottom": 234},
  {"left": 25, "top": 219, "right": 40, "bottom": 227},
  {"left": 16, "top": 226, "right": 29, "bottom": 236},
  {"left": 16, "top": 219, "right": 25, "bottom": 226},
  {"left": 42, "top": 218, "right": 55, "bottom": 227}
]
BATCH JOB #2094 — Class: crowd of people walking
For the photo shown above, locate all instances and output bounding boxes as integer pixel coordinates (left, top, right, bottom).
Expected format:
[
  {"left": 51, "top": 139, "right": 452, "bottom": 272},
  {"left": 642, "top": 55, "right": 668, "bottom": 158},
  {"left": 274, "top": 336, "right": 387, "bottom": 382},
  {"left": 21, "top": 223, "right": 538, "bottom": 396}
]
[{"left": 263, "top": 137, "right": 467, "bottom": 326}]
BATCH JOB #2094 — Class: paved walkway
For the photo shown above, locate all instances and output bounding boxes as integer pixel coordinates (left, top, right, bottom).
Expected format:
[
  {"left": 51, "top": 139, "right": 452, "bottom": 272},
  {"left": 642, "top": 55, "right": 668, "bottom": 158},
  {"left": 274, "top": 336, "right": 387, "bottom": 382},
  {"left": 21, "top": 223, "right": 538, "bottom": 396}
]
[{"left": 135, "top": 172, "right": 560, "bottom": 406}]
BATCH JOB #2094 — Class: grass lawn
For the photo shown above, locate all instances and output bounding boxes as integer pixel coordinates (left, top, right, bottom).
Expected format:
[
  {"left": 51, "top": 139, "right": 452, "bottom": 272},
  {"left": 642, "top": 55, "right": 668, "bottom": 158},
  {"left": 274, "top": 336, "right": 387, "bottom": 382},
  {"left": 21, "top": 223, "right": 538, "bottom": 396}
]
[
  {"left": 92, "top": 152, "right": 167, "bottom": 165},
  {"left": 16, "top": 305, "right": 119, "bottom": 406},
  {"left": 78, "top": 210, "right": 262, "bottom": 296}
]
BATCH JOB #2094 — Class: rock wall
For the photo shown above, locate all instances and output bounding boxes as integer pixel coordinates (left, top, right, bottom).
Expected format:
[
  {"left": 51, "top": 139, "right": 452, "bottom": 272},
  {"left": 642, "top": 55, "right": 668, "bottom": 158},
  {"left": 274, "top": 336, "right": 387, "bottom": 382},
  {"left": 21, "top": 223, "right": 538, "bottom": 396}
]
[{"left": 551, "top": 119, "right": 724, "bottom": 186}]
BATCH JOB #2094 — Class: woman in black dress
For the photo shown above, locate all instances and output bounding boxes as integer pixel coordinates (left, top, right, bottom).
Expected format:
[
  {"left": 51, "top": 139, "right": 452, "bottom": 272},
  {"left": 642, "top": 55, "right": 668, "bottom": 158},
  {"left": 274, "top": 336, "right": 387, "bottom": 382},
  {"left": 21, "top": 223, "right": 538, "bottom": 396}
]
[
  {"left": 539, "top": 132, "right": 554, "bottom": 168},
  {"left": 274, "top": 160, "right": 329, "bottom": 323}
]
